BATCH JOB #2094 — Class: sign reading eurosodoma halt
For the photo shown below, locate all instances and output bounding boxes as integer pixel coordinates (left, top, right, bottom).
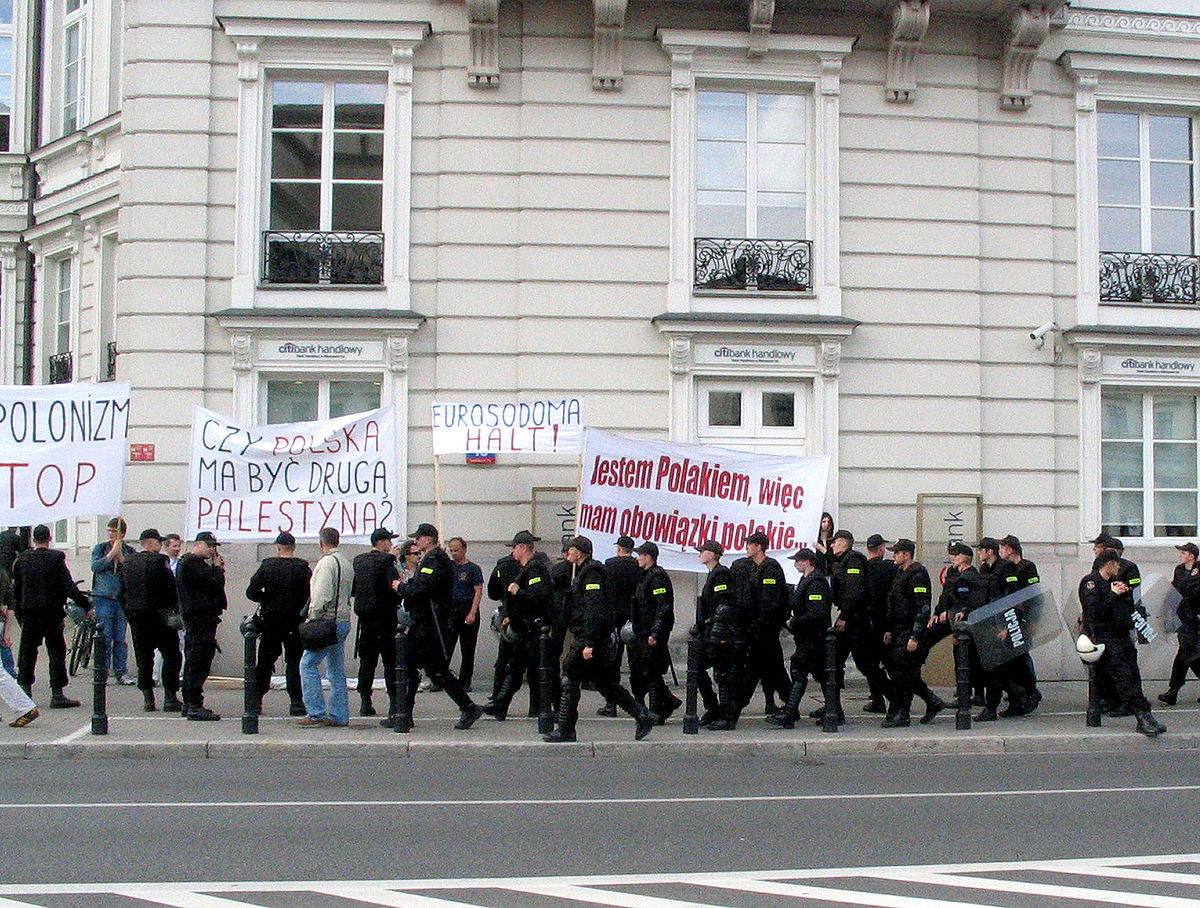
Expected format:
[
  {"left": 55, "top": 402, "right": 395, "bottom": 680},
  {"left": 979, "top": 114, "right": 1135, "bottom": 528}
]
[
  {"left": 578, "top": 429, "right": 830, "bottom": 575},
  {"left": 431, "top": 397, "right": 585, "bottom": 455},
  {"left": 0, "top": 382, "right": 131, "bottom": 524},
  {"left": 185, "top": 404, "right": 398, "bottom": 542}
]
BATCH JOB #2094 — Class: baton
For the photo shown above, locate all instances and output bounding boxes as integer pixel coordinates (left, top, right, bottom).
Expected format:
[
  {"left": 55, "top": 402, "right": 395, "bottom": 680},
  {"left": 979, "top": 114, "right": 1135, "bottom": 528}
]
[
  {"left": 431, "top": 604, "right": 450, "bottom": 661},
  {"left": 353, "top": 620, "right": 361, "bottom": 660}
]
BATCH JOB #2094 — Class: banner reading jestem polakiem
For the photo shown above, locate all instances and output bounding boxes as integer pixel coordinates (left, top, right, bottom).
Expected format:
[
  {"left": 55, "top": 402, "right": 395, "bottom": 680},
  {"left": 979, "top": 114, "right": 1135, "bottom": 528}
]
[
  {"left": 185, "top": 405, "right": 397, "bottom": 543},
  {"left": 431, "top": 398, "right": 584, "bottom": 455},
  {"left": 0, "top": 382, "right": 131, "bottom": 524},
  {"left": 579, "top": 430, "right": 830, "bottom": 575}
]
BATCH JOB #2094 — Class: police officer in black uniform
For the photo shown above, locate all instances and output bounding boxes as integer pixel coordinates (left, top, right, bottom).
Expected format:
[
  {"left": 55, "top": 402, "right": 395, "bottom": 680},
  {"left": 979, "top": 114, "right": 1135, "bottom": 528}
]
[
  {"left": 543, "top": 536, "right": 654, "bottom": 743},
  {"left": 881, "top": 539, "right": 945, "bottom": 728},
  {"left": 1160, "top": 542, "right": 1200, "bottom": 705},
  {"left": 629, "top": 541, "right": 678, "bottom": 723},
  {"left": 599, "top": 535, "right": 642, "bottom": 717},
  {"left": 827, "top": 530, "right": 889, "bottom": 714},
  {"left": 695, "top": 539, "right": 741, "bottom": 728},
  {"left": 862, "top": 533, "right": 896, "bottom": 713},
  {"left": 245, "top": 530, "right": 312, "bottom": 717},
  {"left": 351, "top": 527, "right": 402, "bottom": 725},
  {"left": 767, "top": 548, "right": 830, "bottom": 728},
  {"left": 995, "top": 534, "right": 1042, "bottom": 715},
  {"left": 739, "top": 530, "right": 790, "bottom": 713},
  {"left": 484, "top": 530, "right": 552, "bottom": 720},
  {"left": 119, "top": 528, "right": 183, "bottom": 712},
  {"left": 176, "top": 531, "right": 227, "bottom": 721},
  {"left": 1080, "top": 550, "right": 1165, "bottom": 737},
  {"left": 485, "top": 552, "right": 522, "bottom": 704},
  {"left": 1088, "top": 533, "right": 1142, "bottom": 716},
  {"left": 398, "top": 523, "right": 483, "bottom": 730}
]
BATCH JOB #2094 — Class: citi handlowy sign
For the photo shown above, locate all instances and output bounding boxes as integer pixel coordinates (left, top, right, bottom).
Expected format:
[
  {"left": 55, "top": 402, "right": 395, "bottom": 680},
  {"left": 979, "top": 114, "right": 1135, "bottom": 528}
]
[
  {"left": 693, "top": 343, "right": 815, "bottom": 367},
  {"left": 1104, "top": 354, "right": 1200, "bottom": 377}
]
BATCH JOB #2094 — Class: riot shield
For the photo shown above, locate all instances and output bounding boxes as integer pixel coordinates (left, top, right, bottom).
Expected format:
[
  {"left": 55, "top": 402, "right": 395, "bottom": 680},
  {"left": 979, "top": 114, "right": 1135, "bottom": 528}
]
[
  {"left": 964, "top": 584, "right": 1059, "bottom": 672},
  {"left": 1129, "top": 572, "right": 1177, "bottom": 643}
]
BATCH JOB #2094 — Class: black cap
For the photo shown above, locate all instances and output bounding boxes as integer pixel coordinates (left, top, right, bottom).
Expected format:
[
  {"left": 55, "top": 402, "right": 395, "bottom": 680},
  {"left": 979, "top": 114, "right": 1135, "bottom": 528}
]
[
  {"left": 832, "top": 530, "right": 854, "bottom": 544},
  {"left": 866, "top": 533, "right": 887, "bottom": 548},
  {"left": 1091, "top": 532, "right": 1120, "bottom": 547},
  {"left": 888, "top": 538, "right": 915, "bottom": 554},
  {"left": 139, "top": 528, "right": 163, "bottom": 542},
  {"left": 31, "top": 524, "right": 50, "bottom": 542},
  {"left": 193, "top": 531, "right": 221, "bottom": 546},
  {"left": 1178, "top": 542, "right": 1200, "bottom": 557},
  {"left": 370, "top": 527, "right": 398, "bottom": 545},
  {"left": 975, "top": 537, "right": 999, "bottom": 551},
  {"left": 697, "top": 539, "right": 724, "bottom": 556},
  {"left": 566, "top": 535, "right": 592, "bottom": 556},
  {"left": 746, "top": 531, "right": 770, "bottom": 547},
  {"left": 615, "top": 535, "right": 635, "bottom": 550},
  {"left": 635, "top": 541, "right": 659, "bottom": 558},
  {"left": 792, "top": 547, "right": 817, "bottom": 563},
  {"left": 999, "top": 534, "right": 1022, "bottom": 552},
  {"left": 408, "top": 523, "right": 438, "bottom": 540},
  {"left": 507, "top": 530, "right": 541, "bottom": 546},
  {"left": 274, "top": 531, "right": 296, "bottom": 546},
  {"left": 948, "top": 542, "right": 973, "bottom": 558}
]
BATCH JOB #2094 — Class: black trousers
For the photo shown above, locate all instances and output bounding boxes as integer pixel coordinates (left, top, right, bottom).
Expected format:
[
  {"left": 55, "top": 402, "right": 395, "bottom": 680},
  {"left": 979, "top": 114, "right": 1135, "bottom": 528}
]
[
  {"left": 127, "top": 609, "right": 181, "bottom": 693},
  {"left": 885, "top": 637, "right": 932, "bottom": 715},
  {"left": 628, "top": 637, "right": 673, "bottom": 712},
  {"left": 404, "top": 626, "right": 473, "bottom": 713},
  {"left": 558, "top": 643, "right": 641, "bottom": 736},
  {"left": 1168, "top": 627, "right": 1200, "bottom": 690},
  {"left": 182, "top": 615, "right": 219, "bottom": 707},
  {"left": 1094, "top": 635, "right": 1150, "bottom": 713},
  {"left": 834, "top": 619, "right": 890, "bottom": 701},
  {"left": 444, "top": 606, "right": 480, "bottom": 689},
  {"left": 493, "top": 631, "right": 539, "bottom": 711},
  {"left": 357, "top": 612, "right": 397, "bottom": 701},
  {"left": 17, "top": 610, "right": 68, "bottom": 692},
  {"left": 742, "top": 626, "right": 790, "bottom": 706},
  {"left": 254, "top": 614, "right": 302, "bottom": 704}
]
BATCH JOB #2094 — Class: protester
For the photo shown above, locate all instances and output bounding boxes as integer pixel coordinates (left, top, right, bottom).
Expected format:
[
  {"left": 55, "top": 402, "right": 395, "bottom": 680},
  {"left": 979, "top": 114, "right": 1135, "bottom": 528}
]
[
  {"left": 246, "top": 531, "right": 311, "bottom": 717},
  {"left": 118, "top": 528, "right": 182, "bottom": 712},
  {"left": 91, "top": 517, "right": 136, "bottom": 685},
  {"left": 298, "top": 527, "right": 353, "bottom": 727}
]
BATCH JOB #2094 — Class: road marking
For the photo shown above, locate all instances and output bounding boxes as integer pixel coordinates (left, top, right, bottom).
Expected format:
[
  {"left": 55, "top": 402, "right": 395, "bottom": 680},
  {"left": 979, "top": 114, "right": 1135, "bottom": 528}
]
[
  {"left": 122, "top": 892, "right": 264, "bottom": 908},
  {"left": 704, "top": 878, "right": 994, "bottom": 908},
  {"left": 890, "top": 870, "right": 1200, "bottom": 907},
  {"left": 51, "top": 723, "right": 91, "bottom": 744},
  {"left": 3, "top": 783, "right": 1200, "bottom": 811},
  {"left": 310, "top": 889, "right": 483, "bottom": 908}
]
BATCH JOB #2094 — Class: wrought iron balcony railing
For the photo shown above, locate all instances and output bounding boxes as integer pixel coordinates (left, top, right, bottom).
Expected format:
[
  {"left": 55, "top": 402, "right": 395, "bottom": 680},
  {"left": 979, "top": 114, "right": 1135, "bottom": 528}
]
[
  {"left": 1100, "top": 251, "right": 1199, "bottom": 306},
  {"left": 262, "top": 231, "right": 385, "bottom": 286},
  {"left": 48, "top": 351, "right": 73, "bottom": 384},
  {"left": 694, "top": 238, "right": 813, "bottom": 292},
  {"left": 105, "top": 341, "right": 117, "bottom": 380}
]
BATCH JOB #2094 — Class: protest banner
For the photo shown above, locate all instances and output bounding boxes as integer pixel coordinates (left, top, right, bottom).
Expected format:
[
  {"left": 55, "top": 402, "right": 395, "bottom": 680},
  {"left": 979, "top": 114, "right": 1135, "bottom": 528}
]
[
  {"left": 0, "top": 382, "right": 130, "bottom": 524},
  {"left": 185, "top": 405, "right": 398, "bottom": 542},
  {"left": 578, "top": 429, "right": 830, "bottom": 574},
  {"left": 431, "top": 398, "right": 585, "bottom": 455}
]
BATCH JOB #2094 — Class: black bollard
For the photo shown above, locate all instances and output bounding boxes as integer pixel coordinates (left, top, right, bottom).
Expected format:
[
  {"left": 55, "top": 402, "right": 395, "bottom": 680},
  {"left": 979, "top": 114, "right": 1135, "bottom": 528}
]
[
  {"left": 684, "top": 626, "right": 700, "bottom": 734},
  {"left": 953, "top": 624, "right": 972, "bottom": 731},
  {"left": 240, "top": 616, "right": 259, "bottom": 735},
  {"left": 821, "top": 624, "right": 840, "bottom": 733},
  {"left": 91, "top": 632, "right": 108, "bottom": 736},
  {"left": 538, "top": 622, "right": 554, "bottom": 735},
  {"left": 1085, "top": 662, "right": 1103, "bottom": 727},
  {"left": 392, "top": 625, "right": 412, "bottom": 733}
]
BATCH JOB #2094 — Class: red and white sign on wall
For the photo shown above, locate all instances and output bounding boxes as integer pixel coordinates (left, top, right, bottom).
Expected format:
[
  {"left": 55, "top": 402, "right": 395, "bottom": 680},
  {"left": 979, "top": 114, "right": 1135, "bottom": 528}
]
[{"left": 130, "top": 444, "right": 155, "bottom": 462}]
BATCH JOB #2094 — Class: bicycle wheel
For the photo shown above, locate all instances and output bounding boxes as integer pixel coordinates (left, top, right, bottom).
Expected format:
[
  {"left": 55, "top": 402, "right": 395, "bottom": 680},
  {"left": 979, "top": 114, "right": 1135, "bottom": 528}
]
[
  {"left": 68, "top": 622, "right": 93, "bottom": 676},
  {"left": 68, "top": 624, "right": 85, "bottom": 676}
]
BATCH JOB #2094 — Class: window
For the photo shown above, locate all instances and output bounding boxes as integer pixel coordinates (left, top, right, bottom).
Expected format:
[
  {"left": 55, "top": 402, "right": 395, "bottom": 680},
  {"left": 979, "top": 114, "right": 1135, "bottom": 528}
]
[
  {"left": 98, "top": 234, "right": 117, "bottom": 380},
  {"left": 697, "top": 379, "right": 808, "bottom": 453},
  {"left": 62, "top": 0, "right": 88, "bottom": 134},
  {"left": 264, "top": 377, "right": 381, "bottom": 424},
  {"left": 1102, "top": 389, "right": 1199, "bottom": 538},
  {"left": 46, "top": 257, "right": 73, "bottom": 383},
  {"left": 0, "top": 0, "right": 13, "bottom": 151}
]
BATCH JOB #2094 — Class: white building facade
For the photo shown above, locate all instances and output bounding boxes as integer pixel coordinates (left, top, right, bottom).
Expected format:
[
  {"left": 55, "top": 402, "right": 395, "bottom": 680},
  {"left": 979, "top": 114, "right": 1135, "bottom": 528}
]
[{"left": 4, "top": 0, "right": 1200, "bottom": 677}]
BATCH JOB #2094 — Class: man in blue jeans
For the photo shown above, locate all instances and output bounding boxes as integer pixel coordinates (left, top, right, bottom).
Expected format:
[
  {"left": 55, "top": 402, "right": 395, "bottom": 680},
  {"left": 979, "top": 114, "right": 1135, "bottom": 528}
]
[
  {"left": 298, "top": 527, "right": 353, "bottom": 727},
  {"left": 91, "top": 517, "right": 136, "bottom": 685}
]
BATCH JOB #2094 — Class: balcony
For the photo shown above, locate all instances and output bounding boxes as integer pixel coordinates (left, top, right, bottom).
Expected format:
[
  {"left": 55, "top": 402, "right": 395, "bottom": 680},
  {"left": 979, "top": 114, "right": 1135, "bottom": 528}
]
[
  {"left": 694, "top": 238, "right": 812, "bottom": 293},
  {"left": 1099, "top": 252, "right": 1199, "bottom": 306},
  {"left": 105, "top": 341, "right": 117, "bottom": 381},
  {"left": 262, "top": 231, "right": 385, "bottom": 286},
  {"left": 48, "top": 352, "right": 73, "bottom": 384}
]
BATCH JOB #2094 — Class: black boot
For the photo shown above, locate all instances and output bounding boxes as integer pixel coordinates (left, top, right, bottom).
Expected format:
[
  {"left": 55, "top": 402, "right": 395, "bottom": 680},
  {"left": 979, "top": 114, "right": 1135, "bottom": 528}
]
[
  {"left": 483, "top": 674, "right": 517, "bottom": 720},
  {"left": 766, "top": 678, "right": 806, "bottom": 729},
  {"left": 359, "top": 694, "right": 376, "bottom": 717},
  {"left": 544, "top": 680, "right": 579, "bottom": 743},
  {"left": 143, "top": 689, "right": 157, "bottom": 712},
  {"left": 881, "top": 709, "right": 911, "bottom": 728},
  {"left": 49, "top": 689, "right": 80, "bottom": 709},
  {"left": 920, "top": 694, "right": 946, "bottom": 724},
  {"left": 1135, "top": 710, "right": 1164, "bottom": 736},
  {"left": 1158, "top": 688, "right": 1179, "bottom": 706},
  {"left": 863, "top": 697, "right": 888, "bottom": 713},
  {"left": 162, "top": 690, "right": 182, "bottom": 712}
]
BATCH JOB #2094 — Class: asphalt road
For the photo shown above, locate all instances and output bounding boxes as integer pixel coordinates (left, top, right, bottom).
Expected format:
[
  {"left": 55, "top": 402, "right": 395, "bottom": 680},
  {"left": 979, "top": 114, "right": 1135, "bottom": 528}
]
[{"left": 3, "top": 749, "right": 1198, "bottom": 887}]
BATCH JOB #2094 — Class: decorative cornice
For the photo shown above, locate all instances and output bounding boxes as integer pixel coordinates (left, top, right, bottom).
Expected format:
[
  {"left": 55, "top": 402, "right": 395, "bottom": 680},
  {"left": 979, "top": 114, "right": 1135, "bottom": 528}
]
[
  {"left": 235, "top": 40, "right": 260, "bottom": 82},
  {"left": 748, "top": 0, "right": 775, "bottom": 58},
  {"left": 885, "top": 0, "right": 929, "bottom": 104},
  {"left": 385, "top": 335, "right": 409, "bottom": 374},
  {"left": 1079, "top": 347, "right": 1101, "bottom": 385},
  {"left": 1066, "top": 10, "right": 1200, "bottom": 39},
  {"left": 669, "top": 336, "right": 692, "bottom": 376},
  {"left": 1073, "top": 69, "right": 1097, "bottom": 112},
  {"left": 30, "top": 168, "right": 120, "bottom": 222},
  {"left": 1001, "top": 4, "right": 1051, "bottom": 110},
  {"left": 468, "top": 0, "right": 501, "bottom": 87},
  {"left": 592, "top": 0, "right": 627, "bottom": 90},
  {"left": 0, "top": 245, "right": 18, "bottom": 271}
]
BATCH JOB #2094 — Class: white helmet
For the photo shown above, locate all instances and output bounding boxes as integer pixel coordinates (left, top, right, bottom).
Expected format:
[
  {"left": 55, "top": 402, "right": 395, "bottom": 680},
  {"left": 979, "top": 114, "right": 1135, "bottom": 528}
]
[{"left": 1075, "top": 633, "right": 1106, "bottom": 664}]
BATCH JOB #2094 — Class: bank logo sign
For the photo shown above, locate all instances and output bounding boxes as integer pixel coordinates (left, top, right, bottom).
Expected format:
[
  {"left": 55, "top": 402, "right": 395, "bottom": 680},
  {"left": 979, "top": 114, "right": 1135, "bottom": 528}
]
[
  {"left": 693, "top": 343, "right": 815, "bottom": 367},
  {"left": 258, "top": 340, "right": 384, "bottom": 362},
  {"left": 1104, "top": 354, "right": 1200, "bottom": 377}
]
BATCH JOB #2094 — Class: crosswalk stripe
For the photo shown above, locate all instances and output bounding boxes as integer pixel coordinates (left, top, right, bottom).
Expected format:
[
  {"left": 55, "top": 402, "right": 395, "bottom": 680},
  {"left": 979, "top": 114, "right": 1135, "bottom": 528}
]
[
  {"left": 119, "top": 891, "right": 268, "bottom": 908},
  {"left": 507, "top": 883, "right": 721, "bottom": 908},
  {"left": 701, "top": 877, "right": 995, "bottom": 908},
  {"left": 0, "top": 898, "right": 54, "bottom": 908},
  {"left": 311, "top": 886, "right": 487, "bottom": 908},
  {"left": 1036, "top": 863, "right": 1200, "bottom": 886},
  {"left": 891, "top": 870, "right": 1200, "bottom": 907}
]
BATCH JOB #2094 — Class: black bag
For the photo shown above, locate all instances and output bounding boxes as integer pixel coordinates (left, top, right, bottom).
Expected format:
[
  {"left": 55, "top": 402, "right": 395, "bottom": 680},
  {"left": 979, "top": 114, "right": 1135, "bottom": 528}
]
[
  {"left": 299, "top": 555, "right": 342, "bottom": 651},
  {"left": 161, "top": 608, "right": 183, "bottom": 631}
]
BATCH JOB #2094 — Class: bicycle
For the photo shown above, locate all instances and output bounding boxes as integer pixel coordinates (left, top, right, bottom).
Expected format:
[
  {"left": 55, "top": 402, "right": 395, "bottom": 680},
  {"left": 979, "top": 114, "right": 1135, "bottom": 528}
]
[{"left": 68, "top": 599, "right": 97, "bottom": 677}]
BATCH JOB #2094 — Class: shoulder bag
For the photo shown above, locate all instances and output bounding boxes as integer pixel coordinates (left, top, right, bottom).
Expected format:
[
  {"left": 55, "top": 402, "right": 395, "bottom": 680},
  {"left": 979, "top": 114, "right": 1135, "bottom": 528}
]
[{"left": 299, "top": 556, "right": 341, "bottom": 650}]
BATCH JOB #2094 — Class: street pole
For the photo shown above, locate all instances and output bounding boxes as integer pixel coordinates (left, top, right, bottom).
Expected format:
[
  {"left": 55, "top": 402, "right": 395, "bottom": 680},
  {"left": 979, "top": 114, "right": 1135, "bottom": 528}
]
[
  {"left": 393, "top": 625, "right": 412, "bottom": 733},
  {"left": 538, "top": 622, "right": 554, "bottom": 735},
  {"left": 821, "top": 624, "right": 840, "bottom": 733},
  {"left": 683, "top": 624, "right": 700, "bottom": 734},
  {"left": 953, "top": 624, "right": 972, "bottom": 731},
  {"left": 240, "top": 616, "right": 259, "bottom": 735},
  {"left": 91, "top": 634, "right": 108, "bottom": 736}
]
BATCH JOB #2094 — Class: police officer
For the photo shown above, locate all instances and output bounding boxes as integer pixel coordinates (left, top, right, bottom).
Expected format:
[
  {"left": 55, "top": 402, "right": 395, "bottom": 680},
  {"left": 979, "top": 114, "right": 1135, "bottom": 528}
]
[
  {"left": 827, "top": 530, "right": 888, "bottom": 714},
  {"left": 882, "top": 539, "right": 945, "bottom": 728},
  {"left": 696, "top": 540, "right": 743, "bottom": 729},
  {"left": 938, "top": 543, "right": 995, "bottom": 720},
  {"left": 352, "top": 527, "right": 402, "bottom": 725},
  {"left": 599, "top": 535, "right": 642, "bottom": 717},
  {"left": 1159, "top": 542, "right": 1200, "bottom": 706},
  {"left": 397, "top": 523, "right": 483, "bottom": 731},
  {"left": 739, "top": 530, "right": 790, "bottom": 714},
  {"left": 485, "top": 552, "right": 522, "bottom": 704},
  {"left": 629, "top": 541, "right": 678, "bottom": 723},
  {"left": 246, "top": 531, "right": 312, "bottom": 718},
  {"left": 176, "top": 531, "right": 227, "bottom": 721},
  {"left": 1088, "top": 533, "right": 1142, "bottom": 716},
  {"left": 484, "top": 530, "right": 552, "bottom": 720},
  {"left": 1079, "top": 550, "right": 1165, "bottom": 737},
  {"left": 119, "top": 528, "right": 183, "bottom": 712},
  {"left": 767, "top": 548, "right": 830, "bottom": 729},
  {"left": 995, "top": 534, "right": 1042, "bottom": 715},
  {"left": 862, "top": 533, "right": 896, "bottom": 713},
  {"left": 543, "top": 536, "right": 654, "bottom": 743}
]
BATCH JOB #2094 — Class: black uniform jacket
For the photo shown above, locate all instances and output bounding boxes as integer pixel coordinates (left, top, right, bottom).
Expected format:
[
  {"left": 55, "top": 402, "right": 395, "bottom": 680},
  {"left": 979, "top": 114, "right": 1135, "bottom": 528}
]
[
  {"left": 12, "top": 547, "right": 90, "bottom": 617},
  {"left": 632, "top": 564, "right": 674, "bottom": 641},
  {"left": 565, "top": 557, "right": 610, "bottom": 649},
  {"left": 119, "top": 549, "right": 178, "bottom": 615},
  {"left": 246, "top": 556, "right": 312, "bottom": 620},
  {"left": 886, "top": 561, "right": 932, "bottom": 641},
  {"left": 176, "top": 553, "right": 227, "bottom": 623},
  {"left": 351, "top": 549, "right": 400, "bottom": 617}
]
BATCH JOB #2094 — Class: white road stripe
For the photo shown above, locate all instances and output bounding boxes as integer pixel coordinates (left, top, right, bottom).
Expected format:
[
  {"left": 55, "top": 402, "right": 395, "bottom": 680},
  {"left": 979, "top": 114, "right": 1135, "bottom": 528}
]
[
  {"left": 119, "top": 891, "right": 269, "bottom": 908},
  {"left": 312, "top": 886, "right": 488, "bottom": 908},
  {"left": 701, "top": 877, "right": 995, "bottom": 908},
  {"left": 0, "top": 898, "right": 54, "bottom": 908},
  {"left": 51, "top": 723, "right": 91, "bottom": 744},
  {"left": 3, "top": 783, "right": 1200, "bottom": 811},
  {"left": 890, "top": 870, "right": 1200, "bottom": 907},
  {"left": 1036, "top": 863, "right": 1200, "bottom": 886},
  {"left": 506, "top": 883, "right": 720, "bottom": 908}
]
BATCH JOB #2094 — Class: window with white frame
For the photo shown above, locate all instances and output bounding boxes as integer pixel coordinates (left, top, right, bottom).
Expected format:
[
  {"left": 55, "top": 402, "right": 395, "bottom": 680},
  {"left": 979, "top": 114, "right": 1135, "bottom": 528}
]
[
  {"left": 98, "top": 233, "right": 117, "bottom": 380},
  {"left": 62, "top": 0, "right": 88, "bottom": 135},
  {"left": 696, "top": 379, "right": 809, "bottom": 454},
  {"left": 46, "top": 256, "right": 73, "bottom": 383},
  {"left": 0, "top": 0, "right": 13, "bottom": 152},
  {"left": 264, "top": 79, "right": 386, "bottom": 286},
  {"left": 1101, "top": 388, "right": 1199, "bottom": 538},
  {"left": 264, "top": 376, "right": 381, "bottom": 424}
]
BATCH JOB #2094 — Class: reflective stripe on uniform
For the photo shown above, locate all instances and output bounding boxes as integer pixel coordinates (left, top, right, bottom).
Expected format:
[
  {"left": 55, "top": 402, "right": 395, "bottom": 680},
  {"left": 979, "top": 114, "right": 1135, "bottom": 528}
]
[
  {"left": 653, "top": 587, "right": 667, "bottom": 595},
  {"left": 713, "top": 584, "right": 728, "bottom": 592},
  {"left": 528, "top": 576, "right": 542, "bottom": 584},
  {"left": 585, "top": 583, "right": 601, "bottom": 590}
]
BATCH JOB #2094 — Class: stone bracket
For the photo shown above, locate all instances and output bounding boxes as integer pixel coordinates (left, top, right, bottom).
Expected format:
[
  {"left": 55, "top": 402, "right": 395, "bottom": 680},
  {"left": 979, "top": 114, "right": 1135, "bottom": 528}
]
[
  {"left": 748, "top": 0, "right": 776, "bottom": 58},
  {"left": 468, "top": 0, "right": 501, "bottom": 87},
  {"left": 593, "top": 0, "right": 628, "bottom": 90},
  {"left": 885, "top": 0, "right": 929, "bottom": 103},
  {"left": 1001, "top": 4, "right": 1051, "bottom": 110}
]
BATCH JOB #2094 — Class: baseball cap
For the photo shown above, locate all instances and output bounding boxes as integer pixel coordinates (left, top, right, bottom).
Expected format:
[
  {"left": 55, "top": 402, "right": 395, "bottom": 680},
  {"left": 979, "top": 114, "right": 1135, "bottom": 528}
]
[
  {"left": 507, "top": 530, "right": 541, "bottom": 546},
  {"left": 1178, "top": 542, "right": 1200, "bottom": 557},
  {"left": 274, "top": 531, "right": 296, "bottom": 546},
  {"left": 888, "top": 538, "right": 915, "bottom": 554},
  {"left": 746, "top": 531, "right": 770, "bottom": 547},
  {"left": 193, "top": 531, "right": 221, "bottom": 546},
  {"left": 865, "top": 533, "right": 888, "bottom": 548},
  {"left": 139, "top": 528, "right": 163, "bottom": 542},
  {"left": 615, "top": 535, "right": 635, "bottom": 550},
  {"left": 635, "top": 541, "right": 659, "bottom": 558},
  {"left": 948, "top": 542, "right": 973, "bottom": 558},
  {"left": 697, "top": 539, "right": 724, "bottom": 556},
  {"left": 408, "top": 523, "right": 438, "bottom": 540},
  {"left": 975, "top": 537, "right": 999, "bottom": 551},
  {"left": 566, "top": 535, "right": 593, "bottom": 556},
  {"left": 370, "top": 528, "right": 398, "bottom": 545}
]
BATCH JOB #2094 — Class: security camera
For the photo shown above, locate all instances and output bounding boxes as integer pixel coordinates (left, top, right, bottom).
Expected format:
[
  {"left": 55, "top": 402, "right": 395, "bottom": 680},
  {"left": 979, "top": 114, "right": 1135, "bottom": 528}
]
[{"left": 1030, "top": 321, "right": 1060, "bottom": 341}]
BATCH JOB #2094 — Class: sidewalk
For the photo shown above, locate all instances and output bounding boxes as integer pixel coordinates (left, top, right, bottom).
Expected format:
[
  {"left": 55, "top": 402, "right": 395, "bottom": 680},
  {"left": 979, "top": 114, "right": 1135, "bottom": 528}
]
[{"left": 2, "top": 677, "right": 1197, "bottom": 758}]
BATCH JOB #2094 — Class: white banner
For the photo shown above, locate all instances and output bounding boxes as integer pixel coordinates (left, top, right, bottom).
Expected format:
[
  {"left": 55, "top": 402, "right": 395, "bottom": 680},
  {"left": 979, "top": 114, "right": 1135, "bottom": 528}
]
[
  {"left": 431, "top": 398, "right": 584, "bottom": 455},
  {"left": 0, "top": 382, "right": 130, "bottom": 524},
  {"left": 186, "top": 405, "right": 398, "bottom": 543},
  {"left": 578, "top": 429, "right": 830, "bottom": 575}
]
